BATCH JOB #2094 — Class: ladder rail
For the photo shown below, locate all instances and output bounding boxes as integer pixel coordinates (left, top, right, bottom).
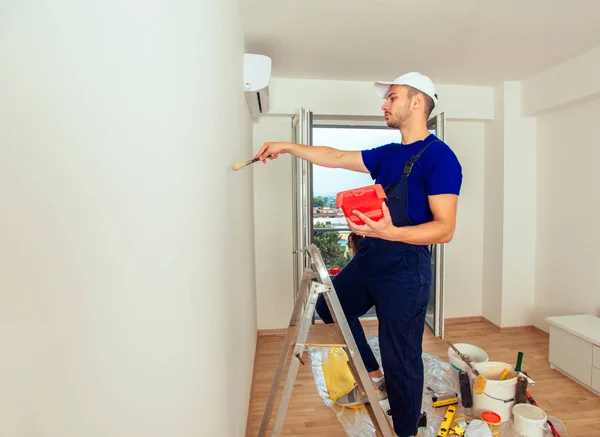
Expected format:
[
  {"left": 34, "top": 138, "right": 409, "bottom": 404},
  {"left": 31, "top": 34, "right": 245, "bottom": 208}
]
[{"left": 271, "top": 284, "right": 323, "bottom": 435}]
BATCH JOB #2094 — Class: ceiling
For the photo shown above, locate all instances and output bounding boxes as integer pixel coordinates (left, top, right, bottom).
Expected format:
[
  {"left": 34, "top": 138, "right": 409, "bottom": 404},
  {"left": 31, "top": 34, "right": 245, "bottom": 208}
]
[{"left": 241, "top": 0, "right": 600, "bottom": 86}]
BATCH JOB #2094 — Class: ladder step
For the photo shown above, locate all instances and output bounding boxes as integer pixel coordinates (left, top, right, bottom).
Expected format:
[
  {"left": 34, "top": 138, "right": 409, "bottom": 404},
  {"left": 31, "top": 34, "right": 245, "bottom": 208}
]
[{"left": 289, "top": 323, "right": 347, "bottom": 347}]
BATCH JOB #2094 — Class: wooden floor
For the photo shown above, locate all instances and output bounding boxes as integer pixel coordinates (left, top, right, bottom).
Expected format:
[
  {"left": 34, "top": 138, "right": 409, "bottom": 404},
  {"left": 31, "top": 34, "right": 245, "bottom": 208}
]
[{"left": 246, "top": 319, "right": 600, "bottom": 437}]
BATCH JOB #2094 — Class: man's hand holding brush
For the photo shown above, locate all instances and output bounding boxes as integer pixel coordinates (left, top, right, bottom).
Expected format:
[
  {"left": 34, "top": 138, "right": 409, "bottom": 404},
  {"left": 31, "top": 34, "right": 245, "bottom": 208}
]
[
  {"left": 253, "top": 142, "right": 289, "bottom": 162},
  {"left": 230, "top": 143, "right": 286, "bottom": 171}
]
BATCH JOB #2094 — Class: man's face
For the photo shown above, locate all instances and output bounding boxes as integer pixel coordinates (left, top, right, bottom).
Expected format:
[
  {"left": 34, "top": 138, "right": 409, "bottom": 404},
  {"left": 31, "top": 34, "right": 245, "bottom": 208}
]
[{"left": 381, "top": 85, "right": 412, "bottom": 129}]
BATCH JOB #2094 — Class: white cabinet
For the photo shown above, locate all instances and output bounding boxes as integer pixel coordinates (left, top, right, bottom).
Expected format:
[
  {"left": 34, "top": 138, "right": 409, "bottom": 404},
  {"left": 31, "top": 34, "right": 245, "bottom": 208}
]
[
  {"left": 547, "top": 314, "right": 600, "bottom": 396},
  {"left": 593, "top": 367, "right": 600, "bottom": 393},
  {"left": 594, "top": 345, "right": 600, "bottom": 393}
]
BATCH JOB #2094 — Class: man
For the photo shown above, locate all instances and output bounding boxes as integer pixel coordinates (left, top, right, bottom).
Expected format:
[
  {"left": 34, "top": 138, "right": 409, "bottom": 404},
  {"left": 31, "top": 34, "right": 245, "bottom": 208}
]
[{"left": 253, "top": 72, "right": 462, "bottom": 437}]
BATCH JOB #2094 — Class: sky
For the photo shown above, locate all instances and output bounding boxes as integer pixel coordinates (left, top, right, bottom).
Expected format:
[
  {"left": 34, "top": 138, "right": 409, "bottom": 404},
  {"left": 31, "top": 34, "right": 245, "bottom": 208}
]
[{"left": 311, "top": 127, "right": 401, "bottom": 197}]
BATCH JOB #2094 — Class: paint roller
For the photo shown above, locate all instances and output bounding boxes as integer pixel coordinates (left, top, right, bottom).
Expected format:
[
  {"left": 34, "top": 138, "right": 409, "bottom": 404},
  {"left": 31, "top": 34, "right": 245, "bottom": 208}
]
[
  {"left": 458, "top": 371, "right": 473, "bottom": 408},
  {"left": 427, "top": 387, "right": 458, "bottom": 408}
]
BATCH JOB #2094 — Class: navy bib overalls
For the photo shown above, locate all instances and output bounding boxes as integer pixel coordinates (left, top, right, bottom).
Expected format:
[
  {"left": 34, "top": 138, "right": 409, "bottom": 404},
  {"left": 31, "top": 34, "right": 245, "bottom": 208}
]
[{"left": 316, "top": 142, "right": 437, "bottom": 437}]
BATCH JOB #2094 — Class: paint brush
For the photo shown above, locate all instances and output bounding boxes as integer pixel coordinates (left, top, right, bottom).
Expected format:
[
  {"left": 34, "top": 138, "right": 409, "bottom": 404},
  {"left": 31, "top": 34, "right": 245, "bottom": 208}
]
[{"left": 232, "top": 154, "right": 273, "bottom": 171}]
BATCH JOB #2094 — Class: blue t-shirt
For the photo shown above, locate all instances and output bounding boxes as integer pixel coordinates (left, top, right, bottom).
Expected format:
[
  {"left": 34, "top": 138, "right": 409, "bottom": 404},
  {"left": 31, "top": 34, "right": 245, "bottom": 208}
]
[{"left": 361, "top": 134, "right": 462, "bottom": 225}]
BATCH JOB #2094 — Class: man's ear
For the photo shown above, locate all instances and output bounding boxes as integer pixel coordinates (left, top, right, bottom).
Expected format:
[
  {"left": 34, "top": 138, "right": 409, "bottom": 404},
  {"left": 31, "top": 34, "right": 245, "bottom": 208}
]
[{"left": 413, "top": 93, "right": 423, "bottom": 110}]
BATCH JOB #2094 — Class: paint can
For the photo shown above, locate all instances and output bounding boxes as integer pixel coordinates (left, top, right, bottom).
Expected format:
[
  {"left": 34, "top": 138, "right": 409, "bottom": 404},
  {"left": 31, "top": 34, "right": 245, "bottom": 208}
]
[
  {"left": 447, "top": 343, "right": 489, "bottom": 372},
  {"left": 512, "top": 403, "right": 548, "bottom": 437},
  {"left": 469, "top": 361, "right": 518, "bottom": 422}
]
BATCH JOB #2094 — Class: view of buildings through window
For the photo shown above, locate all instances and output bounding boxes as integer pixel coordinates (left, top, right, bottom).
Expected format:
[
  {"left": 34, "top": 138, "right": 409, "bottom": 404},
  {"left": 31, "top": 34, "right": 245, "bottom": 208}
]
[{"left": 311, "top": 126, "right": 401, "bottom": 269}]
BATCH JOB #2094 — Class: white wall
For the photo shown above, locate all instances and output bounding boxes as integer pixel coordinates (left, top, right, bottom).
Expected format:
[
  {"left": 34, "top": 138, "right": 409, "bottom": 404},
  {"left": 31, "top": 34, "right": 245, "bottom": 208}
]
[
  {"left": 253, "top": 78, "right": 492, "bottom": 329},
  {"left": 253, "top": 116, "right": 295, "bottom": 330},
  {"left": 0, "top": 1, "right": 256, "bottom": 436},
  {"left": 481, "top": 82, "right": 537, "bottom": 328},
  {"left": 533, "top": 96, "right": 600, "bottom": 329},
  {"left": 500, "top": 82, "right": 537, "bottom": 327},
  {"left": 444, "top": 121, "right": 485, "bottom": 319},
  {"left": 482, "top": 85, "right": 505, "bottom": 326},
  {"left": 522, "top": 47, "right": 600, "bottom": 116},
  {"left": 520, "top": 46, "right": 600, "bottom": 331}
]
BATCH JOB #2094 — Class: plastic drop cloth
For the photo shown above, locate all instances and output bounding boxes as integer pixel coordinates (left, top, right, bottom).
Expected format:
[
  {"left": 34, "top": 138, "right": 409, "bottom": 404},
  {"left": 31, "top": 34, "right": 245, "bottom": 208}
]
[{"left": 308, "top": 337, "right": 569, "bottom": 437}]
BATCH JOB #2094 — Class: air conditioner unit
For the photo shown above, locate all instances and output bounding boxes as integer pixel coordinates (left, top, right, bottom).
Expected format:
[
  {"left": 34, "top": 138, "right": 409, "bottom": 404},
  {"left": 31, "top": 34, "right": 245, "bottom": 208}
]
[{"left": 244, "top": 54, "right": 271, "bottom": 116}]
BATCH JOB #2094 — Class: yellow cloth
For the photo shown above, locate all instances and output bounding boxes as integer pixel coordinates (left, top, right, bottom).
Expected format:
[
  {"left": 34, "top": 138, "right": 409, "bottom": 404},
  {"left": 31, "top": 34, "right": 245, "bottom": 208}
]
[{"left": 321, "top": 347, "right": 356, "bottom": 403}]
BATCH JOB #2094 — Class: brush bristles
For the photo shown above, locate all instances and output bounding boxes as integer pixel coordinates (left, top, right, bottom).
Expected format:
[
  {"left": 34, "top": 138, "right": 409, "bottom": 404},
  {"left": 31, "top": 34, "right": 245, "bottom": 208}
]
[
  {"left": 232, "top": 162, "right": 248, "bottom": 171},
  {"left": 515, "top": 376, "right": 528, "bottom": 404},
  {"left": 473, "top": 375, "right": 487, "bottom": 395}
]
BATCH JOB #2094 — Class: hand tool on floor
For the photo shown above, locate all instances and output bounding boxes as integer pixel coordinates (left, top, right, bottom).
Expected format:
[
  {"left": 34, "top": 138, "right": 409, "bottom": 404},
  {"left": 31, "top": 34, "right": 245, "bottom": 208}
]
[
  {"left": 436, "top": 404, "right": 457, "bottom": 437},
  {"left": 257, "top": 244, "right": 395, "bottom": 437},
  {"left": 447, "top": 341, "right": 487, "bottom": 395},
  {"left": 231, "top": 154, "right": 273, "bottom": 170},
  {"left": 458, "top": 371, "right": 473, "bottom": 408},
  {"left": 427, "top": 387, "right": 458, "bottom": 408},
  {"left": 449, "top": 424, "right": 465, "bottom": 436}
]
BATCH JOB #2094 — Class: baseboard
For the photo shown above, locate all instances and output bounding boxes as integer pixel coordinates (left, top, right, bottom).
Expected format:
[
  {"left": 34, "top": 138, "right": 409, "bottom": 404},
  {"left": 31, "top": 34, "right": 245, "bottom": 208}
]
[
  {"left": 445, "top": 316, "right": 540, "bottom": 333},
  {"left": 245, "top": 331, "right": 259, "bottom": 437},
  {"left": 481, "top": 317, "right": 547, "bottom": 334},
  {"left": 445, "top": 316, "right": 483, "bottom": 325},
  {"left": 258, "top": 327, "right": 288, "bottom": 337},
  {"left": 531, "top": 325, "right": 549, "bottom": 337},
  {"left": 480, "top": 317, "right": 502, "bottom": 330}
]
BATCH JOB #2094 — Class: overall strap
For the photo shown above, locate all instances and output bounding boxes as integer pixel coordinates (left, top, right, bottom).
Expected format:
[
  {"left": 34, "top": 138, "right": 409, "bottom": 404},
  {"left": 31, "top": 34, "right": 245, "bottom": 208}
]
[{"left": 402, "top": 139, "right": 442, "bottom": 178}]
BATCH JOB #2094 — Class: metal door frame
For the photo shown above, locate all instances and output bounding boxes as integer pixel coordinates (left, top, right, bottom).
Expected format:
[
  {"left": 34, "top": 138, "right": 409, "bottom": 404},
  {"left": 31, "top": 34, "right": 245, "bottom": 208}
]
[
  {"left": 291, "top": 108, "right": 313, "bottom": 299},
  {"left": 426, "top": 111, "right": 446, "bottom": 338}
]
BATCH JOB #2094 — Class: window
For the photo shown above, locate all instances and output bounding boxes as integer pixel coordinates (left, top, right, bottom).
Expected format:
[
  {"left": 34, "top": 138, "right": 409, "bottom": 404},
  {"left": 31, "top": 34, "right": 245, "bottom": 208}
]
[{"left": 311, "top": 126, "right": 401, "bottom": 270}]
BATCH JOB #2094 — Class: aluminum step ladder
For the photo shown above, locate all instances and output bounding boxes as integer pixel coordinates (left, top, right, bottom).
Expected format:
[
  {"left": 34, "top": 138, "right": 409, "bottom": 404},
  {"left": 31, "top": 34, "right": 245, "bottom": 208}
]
[{"left": 257, "top": 244, "right": 395, "bottom": 437}]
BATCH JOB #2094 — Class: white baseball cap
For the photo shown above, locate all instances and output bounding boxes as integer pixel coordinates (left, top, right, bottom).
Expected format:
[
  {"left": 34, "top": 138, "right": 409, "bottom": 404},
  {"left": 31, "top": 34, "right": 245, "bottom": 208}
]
[{"left": 374, "top": 72, "right": 438, "bottom": 107}]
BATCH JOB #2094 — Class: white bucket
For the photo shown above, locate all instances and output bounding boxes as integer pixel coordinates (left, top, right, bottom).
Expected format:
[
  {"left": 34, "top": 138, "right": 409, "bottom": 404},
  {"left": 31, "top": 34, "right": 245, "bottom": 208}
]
[
  {"left": 469, "top": 361, "right": 518, "bottom": 422},
  {"left": 512, "top": 404, "right": 548, "bottom": 437},
  {"left": 447, "top": 343, "right": 489, "bottom": 372}
]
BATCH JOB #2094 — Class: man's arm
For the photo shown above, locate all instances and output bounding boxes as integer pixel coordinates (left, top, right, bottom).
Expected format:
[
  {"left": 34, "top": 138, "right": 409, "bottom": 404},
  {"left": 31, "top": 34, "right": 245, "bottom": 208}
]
[
  {"left": 253, "top": 142, "right": 370, "bottom": 174},
  {"left": 389, "top": 194, "right": 458, "bottom": 244},
  {"left": 348, "top": 194, "right": 458, "bottom": 245}
]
